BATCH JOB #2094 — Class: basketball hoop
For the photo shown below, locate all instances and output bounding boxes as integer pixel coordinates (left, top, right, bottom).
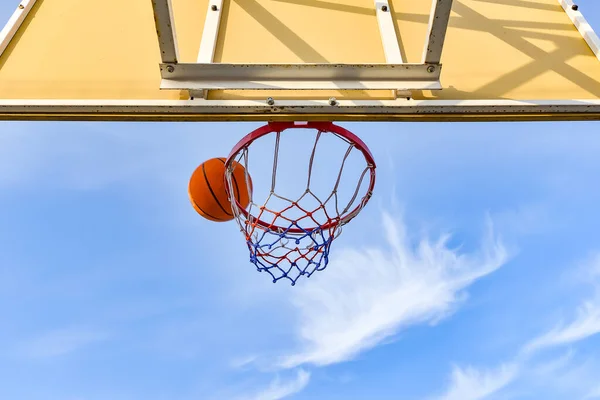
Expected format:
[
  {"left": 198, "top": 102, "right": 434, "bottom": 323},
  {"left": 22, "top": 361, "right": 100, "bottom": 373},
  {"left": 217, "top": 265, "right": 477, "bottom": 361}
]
[{"left": 224, "top": 122, "right": 376, "bottom": 285}]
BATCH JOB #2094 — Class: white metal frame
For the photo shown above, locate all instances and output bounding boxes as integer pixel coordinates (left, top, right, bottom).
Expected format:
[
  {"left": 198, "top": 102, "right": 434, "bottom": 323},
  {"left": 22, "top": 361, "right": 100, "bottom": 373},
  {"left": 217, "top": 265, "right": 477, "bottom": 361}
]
[
  {"left": 194, "top": 0, "right": 224, "bottom": 99},
  {"left": 422, "top": 0, "right": 454, "bottom": 64},
  {"left": 0, "top": 99, "right": 599, "bottom": 122},
  {"left": 197, "top": 0, "right": 223, "bottom": 63},
  {"left": 161, "top": 63, "right": 442, "bottom": 91},
  {"left": 374, "top": 0, "right": 404, "bottom": 63},
  {"left": 150, "top": 0, "right": 179, "bottom": 64},
  {"left": 0, "top": 0, "right": 599, "bottom": 121},
  {"left": 373, "top": 0, "right": 411, "bottom": 98},
  {"left": 559, "top": 0, "right": 600, "bottom": 61},
  {"left": 152, "top": 0, "right": 452, "bottom": 96},
  {"left": 0, "top": 0, "right": 38, "bottom": 56}
]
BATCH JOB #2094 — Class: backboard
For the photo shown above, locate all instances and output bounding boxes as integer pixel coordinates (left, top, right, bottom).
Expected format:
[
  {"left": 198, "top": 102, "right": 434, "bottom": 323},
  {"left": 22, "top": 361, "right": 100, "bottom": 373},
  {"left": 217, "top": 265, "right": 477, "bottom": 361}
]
[{"left": 0, "top": 0, "right": 599, "bottom": 121}]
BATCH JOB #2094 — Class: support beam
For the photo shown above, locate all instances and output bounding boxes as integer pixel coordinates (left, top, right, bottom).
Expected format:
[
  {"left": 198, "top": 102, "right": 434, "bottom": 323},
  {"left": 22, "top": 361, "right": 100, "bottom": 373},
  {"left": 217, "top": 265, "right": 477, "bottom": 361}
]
[
  {"left": 150, "top": 0, "right": 179, "bottom": 64},
  {"left": 374, "top": 0, "right": 403, "bottom": 63},
  {"left": 160, "top": 63, "right": 442, "bottom": 91},
  {"left": 198, "top": 0, "right": 224, "bottom": 63},
  {"left": 0, "top": 0, "right": 38, "bottom": 57},
  {"left": 559, "top": 0, "right": 600, "bottom": 61},
  {"left": 1, "top": 99, "right": 599, "bottom": 122},
  {"left": 374, "top": 0, "right": 410, "bottom": 98},
  {"left": 194, "top": 0, "right": 224, "bottom": 99},
  {"left": 422, "top": 0, "right": 454, "bottom": 64}
]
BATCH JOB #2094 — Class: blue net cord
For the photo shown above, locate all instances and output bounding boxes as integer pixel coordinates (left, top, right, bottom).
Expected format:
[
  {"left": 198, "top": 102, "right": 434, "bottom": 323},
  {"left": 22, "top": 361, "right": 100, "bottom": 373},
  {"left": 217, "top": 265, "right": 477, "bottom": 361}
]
[
  {"left": 246, "top": 226, "right": 334, "bottom": 285},
  {"left": 243, "top": 201, "right": 341, "bottom": 285},
  {"left": 226, "top": 126, "right": 371, "bottom": 285}
]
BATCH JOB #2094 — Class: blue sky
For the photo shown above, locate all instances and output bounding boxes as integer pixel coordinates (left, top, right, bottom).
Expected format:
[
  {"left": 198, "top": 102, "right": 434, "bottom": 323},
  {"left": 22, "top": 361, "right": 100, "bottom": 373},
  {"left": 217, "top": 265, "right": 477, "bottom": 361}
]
[{"left": 1, "top": 1, "right": 600, "bottom": 399}]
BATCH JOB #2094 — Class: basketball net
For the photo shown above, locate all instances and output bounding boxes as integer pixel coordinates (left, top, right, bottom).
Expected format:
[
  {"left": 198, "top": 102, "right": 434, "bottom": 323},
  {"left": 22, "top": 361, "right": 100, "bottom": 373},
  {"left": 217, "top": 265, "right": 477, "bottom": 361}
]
[{"left": 224, "top": 122, "right": 376, "bottom": 285}]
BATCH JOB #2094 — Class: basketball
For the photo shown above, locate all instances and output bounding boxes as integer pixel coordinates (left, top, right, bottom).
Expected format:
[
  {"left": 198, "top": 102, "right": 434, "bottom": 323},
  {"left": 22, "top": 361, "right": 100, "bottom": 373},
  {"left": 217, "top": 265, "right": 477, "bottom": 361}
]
[{"left": 188, "top": 158, "right": 252, "bottom": 222}]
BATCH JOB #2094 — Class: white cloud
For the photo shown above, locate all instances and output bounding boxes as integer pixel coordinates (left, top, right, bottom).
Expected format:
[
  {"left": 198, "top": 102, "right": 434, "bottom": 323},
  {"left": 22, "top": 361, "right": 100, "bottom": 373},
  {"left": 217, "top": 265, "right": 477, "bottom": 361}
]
[
  {"left": 523, "top": 300, "right": 600, "bottom": 354},
  {"left": 523, "top": 253, "right": 600, "bottom": 356},
  {"left": 241, "top": 369, "right": 310, "bottom": 400},
  {"left": 434, "top": 253, "right": 600, "bottom": 400},
  {"left": 435, "top": 352, "right": 599, "bottom": 400},
  {"left": 231, "top": 355, "right": 259, "bottom": 369},
  {"left": 280, "top": 212, "right": 508, "bottom": 368},
  {"left": 436, "top": 364, "right": 518, "bottom": 400},
  {"left": 529, "top": 349, "right": 574, "bottom": 377},
  {"left": 19, "top": 327, "right": 109, "bottom": 358}
]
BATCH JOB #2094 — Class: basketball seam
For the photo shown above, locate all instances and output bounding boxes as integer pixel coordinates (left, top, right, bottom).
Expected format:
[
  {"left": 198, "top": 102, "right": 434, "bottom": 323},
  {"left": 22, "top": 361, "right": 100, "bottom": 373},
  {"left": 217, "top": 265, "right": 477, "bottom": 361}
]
[
  {"left": 202, "top": 162, "right": 233, "bottom": 217},
  {"left": 218, "top": 158, "right": 241, "bottom": 203},
  {"left": 192, "top": 198, "right": 222, "bottom": 221}
]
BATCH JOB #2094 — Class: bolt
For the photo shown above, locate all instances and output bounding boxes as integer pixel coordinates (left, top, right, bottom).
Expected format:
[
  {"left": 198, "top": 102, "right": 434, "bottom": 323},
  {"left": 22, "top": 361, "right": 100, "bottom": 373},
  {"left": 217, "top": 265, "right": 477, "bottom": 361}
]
[
  {"left": 329, "top": 97, "right": 338, "bottom": 106},
  {"left": 427, "top": 65, "right": 435, "bottom": 73},
  {"left": 267, "top": 97, "right": 275, "bottom": 106},
  {"left": 166, "top": 65, "right": 175, "bottom": 73},
  {"left": 571, "top": 4, "right": 578, "bottom": 10},
  {"left": 211, "top": 4, "right": 218, "bottom": 11},
  {"left": 381, "top": 5, "right": 388, "bottom": 11}
]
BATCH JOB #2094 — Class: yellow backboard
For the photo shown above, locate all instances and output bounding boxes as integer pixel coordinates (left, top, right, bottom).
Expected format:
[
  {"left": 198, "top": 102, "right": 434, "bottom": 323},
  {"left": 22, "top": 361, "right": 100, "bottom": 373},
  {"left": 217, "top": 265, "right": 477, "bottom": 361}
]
[{"left": 0, "top": 0, "right": 599, "bottom": 121}]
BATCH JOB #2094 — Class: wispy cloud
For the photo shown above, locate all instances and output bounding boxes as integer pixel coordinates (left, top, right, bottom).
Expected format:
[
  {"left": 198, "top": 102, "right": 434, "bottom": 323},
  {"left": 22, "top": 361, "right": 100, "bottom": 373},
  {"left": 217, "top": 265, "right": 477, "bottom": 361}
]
[
  {"left": 280, "top": 212, "right": 508, "bottom": 368},
  {"left": 436, "top": 252, "right": 600, "bottom": 400},
  {"left": 529, "top": 349, "right": 574, "bottom": 377},
  {"left": 523, "top": 300, "right": 600, "bottom": 354},
  {"left": 241, "top": 369, "right": 311, "bottom": 400},
  {"left": 523, "top": 253, "right": 600, "bottom": 355},
  {"left": 231, "top": 355, "right": 259, "bottom": 370},
  {"left": 18, "top": 327, "right": 110, "bottom": 359},
  {"left": 436, "top": 364, "right": 518, "bottom": 400}
]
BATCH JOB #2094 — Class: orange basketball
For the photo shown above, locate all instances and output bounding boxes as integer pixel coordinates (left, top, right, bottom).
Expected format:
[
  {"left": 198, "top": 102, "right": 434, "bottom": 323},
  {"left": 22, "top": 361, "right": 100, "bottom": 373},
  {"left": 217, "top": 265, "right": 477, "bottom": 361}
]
[{"left": 188, "top": 157, "right": 252, "bottom": 222}]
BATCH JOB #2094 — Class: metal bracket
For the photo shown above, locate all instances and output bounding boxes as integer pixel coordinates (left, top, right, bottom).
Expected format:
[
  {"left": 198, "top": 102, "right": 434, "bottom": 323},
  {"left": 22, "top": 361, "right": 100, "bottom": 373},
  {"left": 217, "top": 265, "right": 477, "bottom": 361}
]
[{"left": 161, "top": 63, "right": 442, "bottom": 91}]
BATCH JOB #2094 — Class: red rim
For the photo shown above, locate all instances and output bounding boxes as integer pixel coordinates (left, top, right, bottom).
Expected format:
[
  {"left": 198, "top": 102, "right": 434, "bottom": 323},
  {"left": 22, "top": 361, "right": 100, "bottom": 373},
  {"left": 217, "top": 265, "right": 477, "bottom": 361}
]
[{"left": 225, "top": 122, "right": 376, "bottom": 233}]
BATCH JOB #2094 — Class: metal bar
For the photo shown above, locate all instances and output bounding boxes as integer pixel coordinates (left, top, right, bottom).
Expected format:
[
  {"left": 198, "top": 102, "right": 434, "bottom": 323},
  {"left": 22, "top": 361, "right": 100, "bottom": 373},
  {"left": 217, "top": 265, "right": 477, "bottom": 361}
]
[
  {"left": 198, "top": 0, "right": 224, "bottom": 63},
  {"left": 195, "top": 0, "right": 225, "bottom": 99},
  {"left": 559, "top": 0, "right": 600, "bottom": 61},
  {"left": 150, "top": 0, "right": 179, "bottom": 64},
  {"left": 162, "top": 63, "right": 440, "bottom": 80},
  {"left": 374, "top": 0, "right": 409, "bottom": 98},
  {"left": 0, "top": 0, "right": 38, "bottom": 57},
  {"left": 1, "top": 99, "right": 599, "bottom": 122},
  {"left": 166, "top": 80, "right": 441, "bottom": 90},
  {"left": 374, "top": 1, "right": 403, "bottom": 63},
  {"left": 161, "top": 63, "right": 441, "bottom": 91},
  {"left": 422, "top": 0, "right": 454, "bottom": 64}
]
